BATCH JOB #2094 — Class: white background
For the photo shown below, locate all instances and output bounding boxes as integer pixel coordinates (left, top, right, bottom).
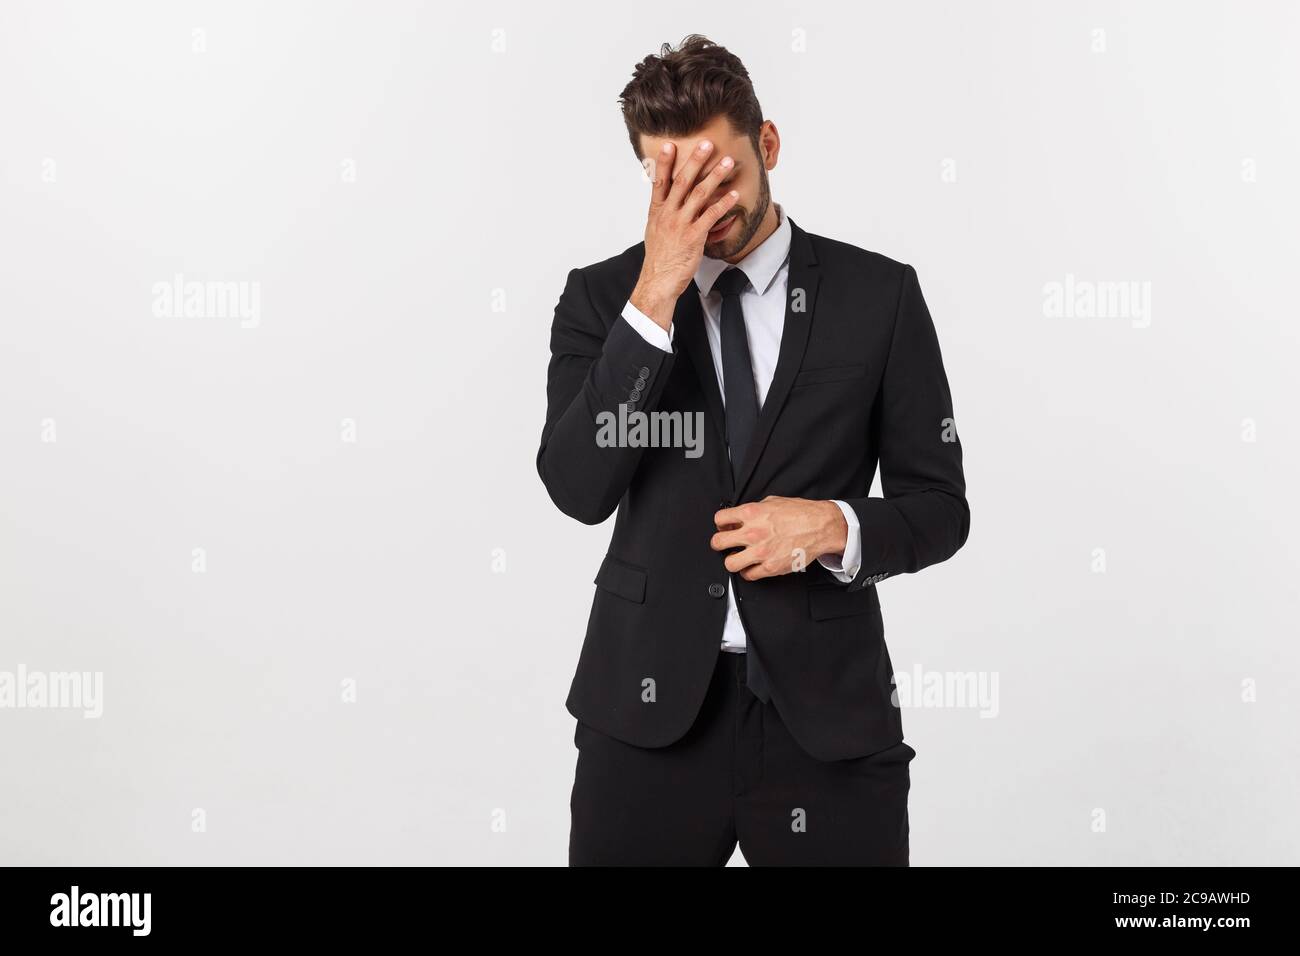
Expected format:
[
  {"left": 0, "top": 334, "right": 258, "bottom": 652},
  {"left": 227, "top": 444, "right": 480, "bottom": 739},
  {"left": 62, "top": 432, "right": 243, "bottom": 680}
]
[{"left": 2, "top": 0, "right": 1297, "bottom": 865}]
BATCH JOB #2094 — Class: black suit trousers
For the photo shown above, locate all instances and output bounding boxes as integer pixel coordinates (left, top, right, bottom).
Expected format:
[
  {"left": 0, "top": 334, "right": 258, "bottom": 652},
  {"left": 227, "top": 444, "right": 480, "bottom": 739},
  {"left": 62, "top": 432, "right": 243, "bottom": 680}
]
[{"left": 569, "top": 649, "right": 915, "bottom": 866}]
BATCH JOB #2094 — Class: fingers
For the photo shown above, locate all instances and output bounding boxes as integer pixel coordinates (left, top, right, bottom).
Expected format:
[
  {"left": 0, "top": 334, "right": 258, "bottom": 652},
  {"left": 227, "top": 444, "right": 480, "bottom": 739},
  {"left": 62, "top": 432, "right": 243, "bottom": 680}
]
[
  {"left": 667, "top": 139, "right": 714, "bottom": 207},
  {"left": 714, "top": 498, "right": 792, "bottom": 579},
  {"left": 724, "top": 548, "right": 763, "bottom": 574},
  {"left": 714, "top": 506, "right": 741, "bottom": 529},
  {"left": 710, "top": 527, "right": 749, "bottom": 552},
  {"left": 649, "top": 142, "right": 674, "bottom": 206},
  {"left": 714, "top": 502, "right": 755, "bottom": 529},
  {"left": 683, "top": 155, "right": 734, "bottom": 219},
  {"left": 728, "top": 552, "right": 788, "bottom": 579},
  {"left": 697, "top": 189, "right": 741, "bottom": 233}
]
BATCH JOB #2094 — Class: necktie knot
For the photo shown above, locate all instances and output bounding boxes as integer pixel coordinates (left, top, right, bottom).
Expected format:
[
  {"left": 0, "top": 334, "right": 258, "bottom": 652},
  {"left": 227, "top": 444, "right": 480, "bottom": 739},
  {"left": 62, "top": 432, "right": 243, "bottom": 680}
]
[{"left": 712, "top": 267, "right": 750, "bottom": 299}]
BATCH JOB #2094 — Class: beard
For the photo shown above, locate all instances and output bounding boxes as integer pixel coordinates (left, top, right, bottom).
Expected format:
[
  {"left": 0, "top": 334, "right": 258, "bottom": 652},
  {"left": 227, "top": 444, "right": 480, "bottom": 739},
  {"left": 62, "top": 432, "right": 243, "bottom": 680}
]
[{"left": 703, "top": 166, "right": 772, "bottom": 261}]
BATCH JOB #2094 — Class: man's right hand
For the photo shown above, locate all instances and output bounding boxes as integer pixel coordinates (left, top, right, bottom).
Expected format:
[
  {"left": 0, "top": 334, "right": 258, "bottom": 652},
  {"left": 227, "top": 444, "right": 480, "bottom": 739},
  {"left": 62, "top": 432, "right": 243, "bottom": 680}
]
[{"left": 630, "top": 139, "right": 740, "bottom": 331}]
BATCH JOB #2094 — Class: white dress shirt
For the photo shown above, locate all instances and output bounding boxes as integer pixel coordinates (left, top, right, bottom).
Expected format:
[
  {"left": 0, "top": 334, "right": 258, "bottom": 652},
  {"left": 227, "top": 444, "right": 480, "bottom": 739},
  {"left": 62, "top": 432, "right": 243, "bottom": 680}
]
[{"left": 619, "top": 204, "right": 863, "bottom": 652}]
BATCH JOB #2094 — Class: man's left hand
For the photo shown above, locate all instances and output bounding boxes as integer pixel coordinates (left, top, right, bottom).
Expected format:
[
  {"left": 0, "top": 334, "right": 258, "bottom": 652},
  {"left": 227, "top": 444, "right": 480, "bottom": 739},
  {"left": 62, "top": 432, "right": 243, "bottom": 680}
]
[{"left": 711, "top": 496, "right": 848, "bottom": 581}]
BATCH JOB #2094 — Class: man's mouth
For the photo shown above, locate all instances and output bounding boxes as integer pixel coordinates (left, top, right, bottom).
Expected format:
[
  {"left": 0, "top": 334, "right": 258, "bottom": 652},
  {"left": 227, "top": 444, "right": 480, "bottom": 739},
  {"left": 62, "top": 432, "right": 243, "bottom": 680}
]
[{"left": 708, "top": 213, "right": 739, "bottom": 241}]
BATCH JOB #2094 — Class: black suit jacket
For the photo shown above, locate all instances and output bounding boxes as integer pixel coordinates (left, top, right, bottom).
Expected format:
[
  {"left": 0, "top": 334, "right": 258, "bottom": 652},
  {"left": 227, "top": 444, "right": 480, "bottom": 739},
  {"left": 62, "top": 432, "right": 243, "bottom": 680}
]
[{"left": 537, "top": 218, "right": 969, "bottom": 761}]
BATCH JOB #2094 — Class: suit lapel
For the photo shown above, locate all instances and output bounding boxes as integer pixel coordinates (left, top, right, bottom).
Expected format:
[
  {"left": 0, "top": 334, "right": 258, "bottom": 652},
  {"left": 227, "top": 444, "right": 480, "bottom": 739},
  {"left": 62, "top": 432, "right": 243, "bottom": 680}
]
[{"left": 734, "top": 219, "right": 820, "bottom": 499}]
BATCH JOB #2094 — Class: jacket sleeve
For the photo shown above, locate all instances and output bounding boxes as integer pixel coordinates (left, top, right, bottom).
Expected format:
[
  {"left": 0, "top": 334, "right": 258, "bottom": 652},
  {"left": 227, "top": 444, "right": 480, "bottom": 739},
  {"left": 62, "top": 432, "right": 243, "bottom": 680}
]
[
  {"left": 536, "top": 267, "right": 677, "bottom": 525},
  {"left": 842, "top": 264, "right": 970, "bottom": 591}
]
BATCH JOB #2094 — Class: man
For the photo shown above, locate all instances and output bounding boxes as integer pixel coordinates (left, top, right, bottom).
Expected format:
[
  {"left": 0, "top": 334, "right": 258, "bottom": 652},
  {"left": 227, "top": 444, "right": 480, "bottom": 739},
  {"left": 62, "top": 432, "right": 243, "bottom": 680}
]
[{"left": 537, "top": 35, "right": 969, "bottom": 866}]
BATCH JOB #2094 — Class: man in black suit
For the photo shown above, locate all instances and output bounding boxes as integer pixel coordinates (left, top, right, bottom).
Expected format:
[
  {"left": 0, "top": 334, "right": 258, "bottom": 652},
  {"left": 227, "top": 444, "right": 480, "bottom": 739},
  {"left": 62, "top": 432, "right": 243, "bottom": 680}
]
[{"left": 537, "top": 35, "right": 969, "bottom": 866}]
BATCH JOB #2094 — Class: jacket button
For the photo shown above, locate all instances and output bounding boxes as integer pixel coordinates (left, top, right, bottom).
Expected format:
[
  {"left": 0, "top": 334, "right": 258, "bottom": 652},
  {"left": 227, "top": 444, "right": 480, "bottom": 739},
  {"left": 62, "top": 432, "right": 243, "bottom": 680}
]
[{"left": 707, "top": 582, "right": 726, "bottom": 599}]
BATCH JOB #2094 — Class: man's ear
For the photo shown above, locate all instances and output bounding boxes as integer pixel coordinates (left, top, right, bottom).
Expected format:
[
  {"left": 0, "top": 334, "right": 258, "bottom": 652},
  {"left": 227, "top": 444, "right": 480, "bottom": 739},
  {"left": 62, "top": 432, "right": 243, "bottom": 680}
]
[{"left": 759, "top": 120, "right": 781, "bottom": 171}]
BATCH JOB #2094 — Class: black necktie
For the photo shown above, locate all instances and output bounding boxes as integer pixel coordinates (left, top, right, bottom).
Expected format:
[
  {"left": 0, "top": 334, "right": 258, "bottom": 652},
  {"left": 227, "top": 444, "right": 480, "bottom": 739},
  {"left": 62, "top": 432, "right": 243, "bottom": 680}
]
[
  {"left": 712, "top": 267, "right": 772, "bottom": 704},
  {"left": 714, "top": 267, "right": 759, "bottom": 481}
]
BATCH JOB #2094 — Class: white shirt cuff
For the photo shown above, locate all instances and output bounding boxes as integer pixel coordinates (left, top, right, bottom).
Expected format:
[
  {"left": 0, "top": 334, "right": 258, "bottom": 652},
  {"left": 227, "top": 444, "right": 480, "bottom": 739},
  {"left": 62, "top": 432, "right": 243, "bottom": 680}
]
[
  {"left": 621, "top": 299, "right": 674, "bottom": 352},
  {"left": 816, "top": 499, "right": 862, "bottom": 583}
]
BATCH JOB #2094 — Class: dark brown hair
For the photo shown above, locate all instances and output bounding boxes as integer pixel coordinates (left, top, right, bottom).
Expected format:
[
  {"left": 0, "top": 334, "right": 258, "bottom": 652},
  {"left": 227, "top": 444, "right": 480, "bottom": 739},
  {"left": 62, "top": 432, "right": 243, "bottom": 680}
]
[{"left": 619, "top": 35, "right": 764, "bottom": 159}]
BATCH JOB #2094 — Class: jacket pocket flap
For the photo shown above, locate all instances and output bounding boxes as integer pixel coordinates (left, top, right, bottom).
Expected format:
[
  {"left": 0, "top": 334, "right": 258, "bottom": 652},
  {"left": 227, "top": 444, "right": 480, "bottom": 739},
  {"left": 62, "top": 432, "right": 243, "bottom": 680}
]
[
  {"left": 808, "top": 584, "right": 879, "bottom": 620},
  {"left": 594, "top": 554, "right": 647, "bottom": 604},
  {"left": 793, "top": 363, "right": 867, "bottom": 388}
]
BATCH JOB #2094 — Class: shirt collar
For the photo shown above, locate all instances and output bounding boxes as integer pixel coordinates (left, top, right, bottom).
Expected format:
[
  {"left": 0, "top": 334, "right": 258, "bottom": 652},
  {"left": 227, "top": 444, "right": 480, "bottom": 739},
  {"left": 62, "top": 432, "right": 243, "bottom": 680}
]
[{"left": 696, "top": 202, "right": 791, "bottom": 298}]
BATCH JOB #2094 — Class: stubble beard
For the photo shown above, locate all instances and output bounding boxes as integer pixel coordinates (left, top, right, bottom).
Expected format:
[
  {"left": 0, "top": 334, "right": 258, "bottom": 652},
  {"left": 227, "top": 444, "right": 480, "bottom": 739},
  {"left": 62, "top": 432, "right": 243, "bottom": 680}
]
[{"left": 703, "top": 167, "right": 772, "bottom": 261}]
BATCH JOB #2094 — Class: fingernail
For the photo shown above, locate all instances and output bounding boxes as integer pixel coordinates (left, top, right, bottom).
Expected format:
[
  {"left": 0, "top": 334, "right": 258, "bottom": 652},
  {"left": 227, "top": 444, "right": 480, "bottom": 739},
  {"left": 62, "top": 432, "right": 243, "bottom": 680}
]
[
  {"left": 729, "top": 190, "right": 739, "bottom": 198},
  {"left": 699, "top": 141, "right": 712, "bottom": 152},
  {"left": 661, "top": 142, "right": 672, "bottom": 153},
  {"left": 721, "top": 156, "right": 733, "bottom": 169}
]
